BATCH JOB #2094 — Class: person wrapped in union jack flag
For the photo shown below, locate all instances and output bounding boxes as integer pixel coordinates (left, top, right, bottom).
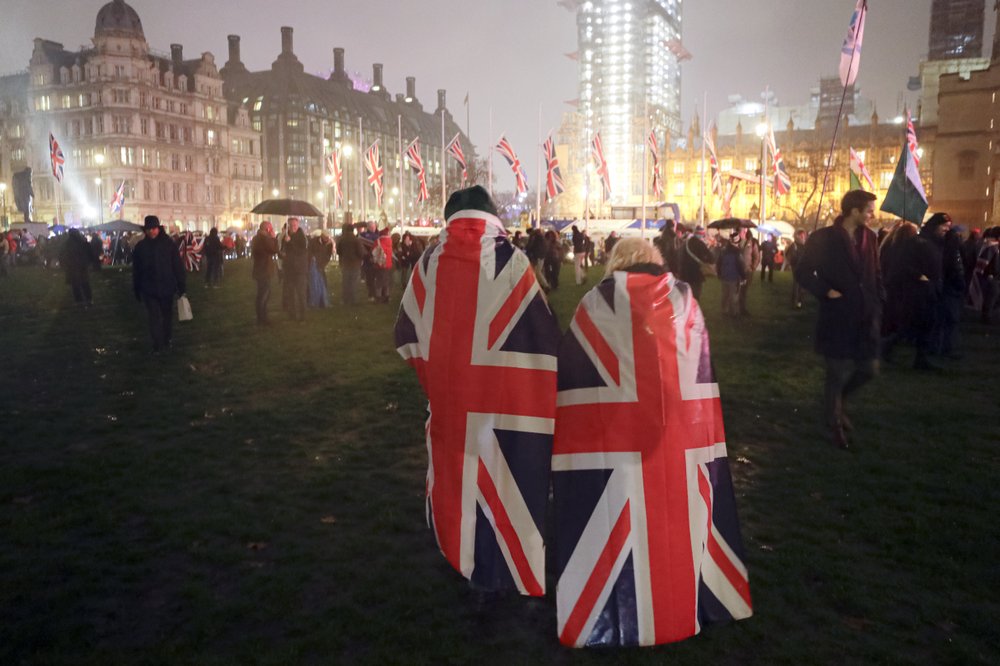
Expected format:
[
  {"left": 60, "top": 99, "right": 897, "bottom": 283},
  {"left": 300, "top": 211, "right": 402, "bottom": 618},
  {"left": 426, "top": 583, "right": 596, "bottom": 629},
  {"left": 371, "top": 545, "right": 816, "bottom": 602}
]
[
  {"left": 553, "top": 237, "right": 752, "bottom": 647},
  {"left": 394, "top": 185, "right": 560, "bottom": 597}
]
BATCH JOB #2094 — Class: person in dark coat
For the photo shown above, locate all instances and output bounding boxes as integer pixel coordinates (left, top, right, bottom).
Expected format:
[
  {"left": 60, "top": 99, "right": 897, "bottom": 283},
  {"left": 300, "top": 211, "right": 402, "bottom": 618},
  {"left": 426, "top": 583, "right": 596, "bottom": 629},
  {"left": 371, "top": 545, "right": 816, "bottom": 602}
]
[
  {"left": 281, "top": 217, "right": 308, "bottom": 321},
  {"left": 60, "top": 228, "right": 99, "bottom": 305},
  {"left": 132, "top": 215, "right": 186, "bottom": 353},
  {"left": 543, "top": 230, "right": 563, "bottom": 291},
  {"left": 571, "top": 224, "right": 587, "bottom": 284},
  {"left": 202, "top": 227, "right": 224, "bottom": 287},
  {"left": 251, "top": 220, "right": 278, "bottom": 325},
  {"left": 89, "top": 232, "right": 104, "bottom": 266},
  {"left": 335, "top": 222, "right": 365, "bottom": 305},
  {"left": 794, "top": 190, "right": 881, "bottom": 449},
  {"left": 397, "top": 231, "right": 422, "bottom": 288},
  {"left": 759, "top": 235, "right": 778, "bottom": 283},
  {"left": 677, "top": 225, "right": 715, "bottom": 301},
  {"left": 785, "top": 228, "right": 809, "bottom": 308}
]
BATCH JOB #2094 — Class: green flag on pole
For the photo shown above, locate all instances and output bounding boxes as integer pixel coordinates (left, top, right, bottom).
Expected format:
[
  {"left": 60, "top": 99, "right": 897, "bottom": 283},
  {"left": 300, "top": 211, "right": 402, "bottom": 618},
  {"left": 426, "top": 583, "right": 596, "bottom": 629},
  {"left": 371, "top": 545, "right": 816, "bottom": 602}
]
[
  {"left": 879, "top": 143, "right": 927, "bottom": 224},
  {"left": 849, "top": 170, "right": 863, "bottom": 191}
]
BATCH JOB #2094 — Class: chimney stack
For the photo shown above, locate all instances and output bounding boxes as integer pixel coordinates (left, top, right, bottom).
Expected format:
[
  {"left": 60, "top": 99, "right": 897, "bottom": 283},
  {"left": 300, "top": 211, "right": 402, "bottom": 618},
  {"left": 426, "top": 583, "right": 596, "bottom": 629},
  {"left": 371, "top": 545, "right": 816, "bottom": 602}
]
[
  {"left": 227, "top": 35, "right": 241, "bottom": 64},
  {"left": 281, "top": 26, "right": 293, "bottom": 55},
  {"left": 373, "top": 63, "right": 384, "bottom": 89},
  {"left": 406, "top": 77, "right": 416, "bottom": 101},
  {"left": 170, "top": 43, "right": 183, "bottom": 63},
  {"left": 334, "top": 47, "right": 345, "bottom": 76}
]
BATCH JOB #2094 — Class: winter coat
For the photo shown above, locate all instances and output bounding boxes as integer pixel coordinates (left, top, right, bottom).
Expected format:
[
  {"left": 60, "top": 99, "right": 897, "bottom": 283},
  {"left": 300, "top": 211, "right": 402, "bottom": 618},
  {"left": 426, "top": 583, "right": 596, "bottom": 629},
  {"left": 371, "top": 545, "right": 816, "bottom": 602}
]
[
  {"left": 251, "top": 232, "right": 278, "bottom": 281},
  {"left": 282, "top": 229, "right": 308, "bottom": 277},
  {"left": 132, "top": 232, "right": 186, "bottom": 300},
  {"left": 795, "top": 222, "right": 882, "bottom": 360},
  {"left": 335, "top": 231, "right": 365, "bottom": 270}
]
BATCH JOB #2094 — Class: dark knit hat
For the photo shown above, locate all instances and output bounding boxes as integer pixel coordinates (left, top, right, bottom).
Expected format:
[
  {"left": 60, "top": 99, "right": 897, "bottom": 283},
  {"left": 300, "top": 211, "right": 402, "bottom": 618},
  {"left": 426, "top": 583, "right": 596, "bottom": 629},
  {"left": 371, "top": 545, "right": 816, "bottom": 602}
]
[
  {"left": 444, "top": 185, "right": 498, "bottom": 220},
  {"left": 143, "top": 215, "right": 161, "bottom": 230}
]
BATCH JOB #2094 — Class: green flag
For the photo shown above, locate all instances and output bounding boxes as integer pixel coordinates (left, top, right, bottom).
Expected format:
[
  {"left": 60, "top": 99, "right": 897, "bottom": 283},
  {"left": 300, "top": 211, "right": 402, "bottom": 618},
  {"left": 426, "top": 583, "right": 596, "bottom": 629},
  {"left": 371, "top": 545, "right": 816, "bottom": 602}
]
[
  {"left": 879, "top": 144, "right": 927, "bottom": 224},
  {"left": 849, "top": 170, "right": 863, "bottom": 191}
]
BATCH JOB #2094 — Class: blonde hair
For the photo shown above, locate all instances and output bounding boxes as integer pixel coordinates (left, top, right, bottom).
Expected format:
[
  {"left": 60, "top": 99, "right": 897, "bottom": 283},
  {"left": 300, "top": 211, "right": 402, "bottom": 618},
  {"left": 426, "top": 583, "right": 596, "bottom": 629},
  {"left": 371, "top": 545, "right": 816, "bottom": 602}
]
[{"left": 605, "top": 237, "right": 663, "bottom": 277}]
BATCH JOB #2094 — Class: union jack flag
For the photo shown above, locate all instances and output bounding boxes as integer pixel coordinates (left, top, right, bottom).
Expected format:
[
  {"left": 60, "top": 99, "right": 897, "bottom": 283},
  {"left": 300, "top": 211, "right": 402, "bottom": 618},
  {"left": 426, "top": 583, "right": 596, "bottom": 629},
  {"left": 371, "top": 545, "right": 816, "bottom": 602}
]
[
  {"left": 553, "top": 272, "right": 752, "bottom": 647},
  {"left": 496, "top": 135, "right": 528, "bottom": 195},
  {"left": 326, "top": 150, "right": 344, "bottom": 207},
  {"left": 109, "top": 180, "right": 126, "bottom": 215},
  {"left": 447, "top": 133, "right": 468, "bottom": 185},
  {"left": 178, "top": 233, "right": 203, "bottom": 272},
  {"left": 394, "top": 208, "right": 560, "bottom": 595},
  {"left": 405, "top": 139, "right": 430, "bottom": 203},
  {"left": 364, "top": 141, "right": 384, "bottom": 207},
  {"left": 591, "top": 133, "right": 612, "bottom": 202},
  {"left": 704, "top": 128, "right": 722, "bottom": 196},
  {"left": 49, "top": 133, "right": 65, "bottom": 182},
  {"left": 906, "top": 110, "right": 920, "bottom": 166},
  {"left": 722, "top": 177, "right": 741, "bottom": 218},
  {"left": 543, "top": 135, "right": 565, "bottom": 202},
  {"left": 766, "top": 126, "right": 791, "bottom": 197},
  {"left": 647, "top": 130, "right": 663, "bottom": 199}
]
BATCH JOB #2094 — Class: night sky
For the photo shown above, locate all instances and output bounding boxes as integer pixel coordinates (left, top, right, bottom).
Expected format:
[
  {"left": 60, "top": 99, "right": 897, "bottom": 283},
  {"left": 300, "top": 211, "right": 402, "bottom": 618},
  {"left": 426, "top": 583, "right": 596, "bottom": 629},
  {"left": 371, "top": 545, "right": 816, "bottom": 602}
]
[{"left": 0, "top": 0, "right": 989, "bottom": 159}]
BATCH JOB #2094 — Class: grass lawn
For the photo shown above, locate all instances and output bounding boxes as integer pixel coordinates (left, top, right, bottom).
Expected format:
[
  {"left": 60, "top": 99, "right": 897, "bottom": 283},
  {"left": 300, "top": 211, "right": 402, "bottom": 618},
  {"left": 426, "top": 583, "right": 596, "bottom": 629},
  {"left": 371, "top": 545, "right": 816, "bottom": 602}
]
[{"left": 1, "top": 260, "right": 998, "bottom": 665}]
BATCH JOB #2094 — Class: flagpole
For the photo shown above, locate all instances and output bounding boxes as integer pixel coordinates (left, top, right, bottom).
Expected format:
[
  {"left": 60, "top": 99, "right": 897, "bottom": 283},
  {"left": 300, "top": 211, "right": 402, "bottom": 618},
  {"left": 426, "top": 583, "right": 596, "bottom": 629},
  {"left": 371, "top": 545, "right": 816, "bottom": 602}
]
[
  {"left": 700, "top": 92, "right": 707, "bottom": 227},
  {"left": 398, "top": 115, "right": 404, "bottom": 227},
  {"left": 585, "top": 128, "right": 591, "bottom": 234},
  {"left": 760, "top": 86, "right": 769, "bottom": 241},
  {"left": 641, "top": 101, "right": 648, "bottom": 241},
  {"left": 815, "top": 0, "right": 867, "bottom": 230},
  {"left": 488, "top": 106, "right": 494, "bottom": 198},
  {"left": 535, "top": 103, "right": 542, "bottom": 231},
  {"left": 359, "top": 117, "right": 366, "bottom": 223},
  {"left": 441, "top": 108, "right": 447, "bottom": 216}
]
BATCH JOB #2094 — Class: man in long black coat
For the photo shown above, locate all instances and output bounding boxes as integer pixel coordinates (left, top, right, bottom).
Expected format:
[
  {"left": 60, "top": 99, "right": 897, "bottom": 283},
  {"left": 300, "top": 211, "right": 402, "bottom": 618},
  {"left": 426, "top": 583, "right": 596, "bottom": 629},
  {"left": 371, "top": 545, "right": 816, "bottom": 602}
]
[
  {"left": 132, "top": 215, "right": 186, "bottom": 353},
  {"left": 281, "top": 217, "right": 308, "bottom": 321},
  {"left": 795, "top": 190, "right": 881, "bottom": 449}
]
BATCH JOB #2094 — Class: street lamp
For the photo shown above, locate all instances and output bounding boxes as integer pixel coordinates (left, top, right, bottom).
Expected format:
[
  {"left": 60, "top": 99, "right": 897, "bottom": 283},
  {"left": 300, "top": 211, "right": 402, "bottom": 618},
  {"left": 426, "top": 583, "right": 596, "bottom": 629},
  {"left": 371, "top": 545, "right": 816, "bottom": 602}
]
[{"left": 94, "top": 153, "right": 106, "bottom": 226}]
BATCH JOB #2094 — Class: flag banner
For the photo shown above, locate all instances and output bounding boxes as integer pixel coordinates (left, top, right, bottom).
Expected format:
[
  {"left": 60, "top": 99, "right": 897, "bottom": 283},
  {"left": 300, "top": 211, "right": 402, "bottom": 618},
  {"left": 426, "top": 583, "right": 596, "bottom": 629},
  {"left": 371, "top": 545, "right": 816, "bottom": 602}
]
[
  {"left": 406, "top": 139, "right": 430, "bottom": 203},
  {"left": 592, "top": 133, "right": 612, "bottom": 202},
  {"left": 849, "top": 147, "right": 874, "bottom": 191},
  {"left": 704, "top": 129, "right": 722, "bottom": 196},
  {"left": 178, "top": 233, "right": 203, "bottom": 272},
  {"left": 496, "top": 135, "right": 528, "bottom": 195},
  {"left": 906, "top": 111, "right": 920, "bottom": 166},
  {"left": 364, "top": 141, "right": 384, "bottom": 208},
  {"left": 543, "top": 135, "right": 566, "bottom": 202},
  {"left": 49, "top": 133, "right": 65, "bottom": 182},
  {"left": 394, "top": 207, "right": 560, "bottom": 595},
  {"left": 447, "top": 134, "right": 468, "bottom": 185},
  {"left": 647, "top": 130, "right": 663, "bottom": 199},
  {"left": 839, "top": 0, "right": 867, "bottom": 87},
  {"left": 722, "top": 177, "right": 741, "bottom": 217},
  {"left": 766, "top": 127, "right": 791, "bottom": 197},
  {"left": 109, "top": 180, "right": 126, "bottom": 215},
  {"left": 327, "top": 151, "right": 344, "bottom": 207},
  {"left": 880, "top": 142, "right": 928, "bottom": 224},
  {"left": 553, "top": 271, "right": 752, "bottom": 647}
]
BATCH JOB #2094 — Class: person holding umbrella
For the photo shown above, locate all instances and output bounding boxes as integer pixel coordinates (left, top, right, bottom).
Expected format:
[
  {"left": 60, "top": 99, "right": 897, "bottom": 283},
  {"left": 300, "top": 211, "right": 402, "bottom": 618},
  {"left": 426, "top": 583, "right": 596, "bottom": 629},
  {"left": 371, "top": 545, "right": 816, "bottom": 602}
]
[{"left": 281, "top": 217, "right": 308, "bottom": 321}]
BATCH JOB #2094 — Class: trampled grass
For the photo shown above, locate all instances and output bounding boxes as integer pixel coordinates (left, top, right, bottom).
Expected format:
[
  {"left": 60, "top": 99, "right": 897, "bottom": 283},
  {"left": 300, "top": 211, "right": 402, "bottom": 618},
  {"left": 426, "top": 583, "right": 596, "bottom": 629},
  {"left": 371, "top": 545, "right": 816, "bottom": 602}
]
[{"left": 1, "top": 261, "right": 998, "bottom": 665}]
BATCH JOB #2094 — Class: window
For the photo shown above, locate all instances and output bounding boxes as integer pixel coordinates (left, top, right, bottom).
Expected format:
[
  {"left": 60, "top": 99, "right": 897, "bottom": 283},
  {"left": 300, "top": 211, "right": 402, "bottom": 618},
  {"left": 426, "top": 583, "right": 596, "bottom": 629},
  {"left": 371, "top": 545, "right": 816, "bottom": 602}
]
[
  {"left": 721, "top": 158, "right": 732, "bottom": 171},
  {"left": 673, "top": 182, "right": 685, "bottom": 196},
  {"left": 206, "top": 129, "right": 217, "bottom": 146},
  {"left": 745, "top": 158, "right": 758, "bottom": 171},
  {"left": 158, "top": 182, "right": 168, "bottom": 201},
  {"left": 172, "top": 183, "right": 182, "bottom": 202},
  {"left": 184, "top": 155, "right": 193, "bottom": 172},
  {"left": 796, "top": 155, "right": 809, "bottom": 168},
  {"left": 113, "top": 89, "right": 129, "bottom": 104},
  {"left": 78, "top": 93, "right": 89, "bottom": 107},
  {"left": 143, "top": 181, "right": 152, "bottom": 201},
  {"left": 171, "top": 154, "right": 180, "bottom": 171},
  {"left": 672, "top": 161, "right": 685, "bottom": 175},
  {"left": 880, "top": 171, "right": 894, "bottom": 190},
  {"left": 186, "top": 184, "right": 195, "bottom": 203},
  {"left": 61, "top": 95, "right": 72, "bottom": 109},
  {"left": 113, "top": 116, "right": 129, "bottom": 134},
  {"left": 114, "top": 65, "right": 126, "bottom": 79},
  {"left": 140, "top": 118, "right": 149, "bottom": 135},
  {"left": 35, "top": 95, "right": 51, "bottom": 111}
]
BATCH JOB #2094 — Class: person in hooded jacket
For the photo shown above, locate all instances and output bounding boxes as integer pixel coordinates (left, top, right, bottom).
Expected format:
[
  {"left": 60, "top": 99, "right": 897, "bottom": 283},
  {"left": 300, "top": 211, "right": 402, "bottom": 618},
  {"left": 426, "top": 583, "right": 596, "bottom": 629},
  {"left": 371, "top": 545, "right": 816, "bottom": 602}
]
[
  {"left": 203, "top": 227, "right": 224, "bottom": 287},
  {"left": 132, "top": 215, "right": 186, "bottom": 352},
  {"left": 60, "top": 228, "right": 100, "bottom": 305}
]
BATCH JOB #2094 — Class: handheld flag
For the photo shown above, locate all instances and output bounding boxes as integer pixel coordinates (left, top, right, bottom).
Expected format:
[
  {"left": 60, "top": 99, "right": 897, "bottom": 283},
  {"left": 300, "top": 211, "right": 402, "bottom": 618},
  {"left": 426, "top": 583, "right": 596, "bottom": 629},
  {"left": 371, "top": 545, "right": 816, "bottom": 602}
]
[
  {"left": 543, "top": 135, "right": 566, "bottom": 202},
  {"left": 327, "top": 150, "right": 344, "bottom": 207},
  {"left": 766, "top": 127, "right": 791, "bottom": 196},
  {"left": 880, "top": 142, "right": 927, "bottom": 224},
  {"left": 849, "top": 147, "right": 874, "bottom": 191},
  {"left": 49, "top": 133, "right": 65, "bottom": 182},
  {"left": 364, "top": 141, "right": 384, "bottom": 208},
  {"left": 496, "top": 135, "right": 528, "bottom": 195},
  {"left": 906, "top": 111, "right": 920, "bottom": 166},
  {"left": 704, "top": 128, "right": 722, "bottom": 196},
  {"left": 109, "top": 180, "right": 126, "bottom": 215},
  {"left": 839, "top": 0, "right": 867, "bottom": 87},
  {"left": 447, "top": 134, "right": 468, "bottom": 185},
  {"left": 405, "top": 139, "right": 430, "bottom": 203},
  {"left": 554, "top": 271, "right": 752, "bottom": 647},
  {"left": 647, "top": 130, "right": 663, "bottom": 199},
  {"left": 591, "top": 133, "right": 612, "bottom": 202}
]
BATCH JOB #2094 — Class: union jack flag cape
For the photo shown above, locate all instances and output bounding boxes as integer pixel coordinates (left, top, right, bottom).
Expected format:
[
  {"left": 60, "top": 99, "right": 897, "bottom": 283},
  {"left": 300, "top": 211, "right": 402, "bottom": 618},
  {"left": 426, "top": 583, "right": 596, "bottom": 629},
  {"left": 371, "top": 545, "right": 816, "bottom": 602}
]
[
  {"left": 109, "top": 180, "right": 126, "bottom": 215},
  {"left": 447, "top": 133, "right": 468, "bottom": 185},
  {"left": 646, "top": 130, "right": 663, "bottom": 199},
  {"left": 906, "top": 111, "right": 920, "bottom": 166},
  {"left": 364, "top": 141, "right": 384, "bottom": 207},
  {"left": 394, "top": 205, "right": 560, "bottom": 594},
  {"left": 766, "top": 127, "right": 791, "bottom": 197},
  {"left": 704, "top": 129, "right": 722, "bottom": 196},
  {"left": 543, "top": 135, "right": 565, "bottom": 202},
  {"left": 592, "top": 133, "right": 612, "bottom": 201},
  {"left": 178, "top": 233, "right": 203, "bottom": 272},
  {"left": 496, "top": 135, "right": 528, "bottom": 195},
  {"left": 327, "top": 151, "right": 344, "bottom": 207},
  {"left": 553, "top": 270, "right": 752, "bottom": 647},
  {"left": 49, "top": 133, "right": 65, "bottom": 182},
  {"left": 405, "top": 139, "right": 430, "bottom": 203}
]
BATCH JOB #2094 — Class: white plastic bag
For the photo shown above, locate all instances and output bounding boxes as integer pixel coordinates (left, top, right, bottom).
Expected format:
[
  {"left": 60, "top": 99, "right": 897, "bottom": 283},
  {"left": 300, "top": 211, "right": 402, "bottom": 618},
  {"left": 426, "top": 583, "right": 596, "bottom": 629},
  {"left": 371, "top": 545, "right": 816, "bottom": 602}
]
[{"left": 177, "top": 295, "right": 193, "bottom": 322}]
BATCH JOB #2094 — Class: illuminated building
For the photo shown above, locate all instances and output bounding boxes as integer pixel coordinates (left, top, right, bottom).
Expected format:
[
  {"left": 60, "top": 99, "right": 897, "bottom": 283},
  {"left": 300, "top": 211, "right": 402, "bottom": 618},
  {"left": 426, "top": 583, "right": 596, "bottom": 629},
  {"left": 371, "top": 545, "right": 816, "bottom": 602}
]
[{"left": 928, "top": 0, "right": 986, "bottom": 61}]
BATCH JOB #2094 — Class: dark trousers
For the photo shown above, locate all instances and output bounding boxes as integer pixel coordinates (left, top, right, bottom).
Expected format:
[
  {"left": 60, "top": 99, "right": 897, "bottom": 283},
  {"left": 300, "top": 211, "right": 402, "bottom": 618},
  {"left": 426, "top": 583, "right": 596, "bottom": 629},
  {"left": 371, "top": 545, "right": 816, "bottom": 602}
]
[
  {"left": 255, "top": 277, "right": 271, "bottom": 323},
  {"left": 824, "top": 357, "right": 877, "bottom": 428},
  {"left": 286, "top": 273, "right": 306, "bottom": 320},
  {"left": 374, "top": 267, "right": 390, "bottom": 303},
  {"left": 363, "top": 263, "right": 377, "bottom": 299},
  {"left": 69, "top": 274, "right": 92, "bottom": 304},
  {"left": 205, "top": 257, "right": 223, "bottom": 286},
  {"left": 341, "top": 266, "right": 360, "bottom": 305},
  {"left": 143, "top": 294, "right": 174, "bottom": 351},
  {"left": 760, "top": 260, "right": 774, "bottom": 283}
]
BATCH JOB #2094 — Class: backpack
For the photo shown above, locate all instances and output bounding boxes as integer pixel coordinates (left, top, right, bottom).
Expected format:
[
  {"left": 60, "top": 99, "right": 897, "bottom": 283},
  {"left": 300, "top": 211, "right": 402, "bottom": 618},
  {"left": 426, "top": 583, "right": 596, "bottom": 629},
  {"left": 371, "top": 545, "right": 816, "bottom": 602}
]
[{"left": 372, "top": 242, "right": 387, "bottom": 268}]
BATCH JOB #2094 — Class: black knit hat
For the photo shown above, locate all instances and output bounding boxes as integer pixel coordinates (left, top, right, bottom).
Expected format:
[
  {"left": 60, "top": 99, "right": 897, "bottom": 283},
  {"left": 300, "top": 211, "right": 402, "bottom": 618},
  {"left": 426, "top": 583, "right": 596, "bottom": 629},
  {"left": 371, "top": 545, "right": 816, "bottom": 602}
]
[
  {"left": 444, "top": 185, "right": 498, "bottom": 220},
  {"left": 143, "top": 215, "right": 161, "bottom": 230}
]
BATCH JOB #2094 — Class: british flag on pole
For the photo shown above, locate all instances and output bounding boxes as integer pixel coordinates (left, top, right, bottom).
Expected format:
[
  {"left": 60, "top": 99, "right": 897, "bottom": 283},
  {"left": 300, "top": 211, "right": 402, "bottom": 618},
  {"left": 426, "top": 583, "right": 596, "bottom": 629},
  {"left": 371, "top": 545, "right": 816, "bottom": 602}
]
[
  {"left": 647, "top": 130, "right": 663, "bottom": 199},
  {"left": 49, "top": 133, "right": 65, "bottom": 182},
  {"left": 704, "top": 128, "right": 722, "bottom": 197},
  {"left": 543, "top": 135, "right": 565, "bottom": 202},
  {"left": 591, "top": 133, "right": 612, "bottom": 202},
  {"left": 364, "top": 141, "right": 384, "bottom": 207},
  {"left": 553, "top": 271, "right": 752, "bottom": 647},
  {"left": 327, "top": 151, "right": 344, "bottom": 207},
  {"left": 394, "top": 190, "right": 560, "bottom": 594},
  {"left": 405, "top": 139, "right": 430, "bottom": 203},
  {"left": 447, "top": 133, "right": 468, "bottom": 186},
  {"left": 496, "top": 135, "right": 528, "bottom": 195}
]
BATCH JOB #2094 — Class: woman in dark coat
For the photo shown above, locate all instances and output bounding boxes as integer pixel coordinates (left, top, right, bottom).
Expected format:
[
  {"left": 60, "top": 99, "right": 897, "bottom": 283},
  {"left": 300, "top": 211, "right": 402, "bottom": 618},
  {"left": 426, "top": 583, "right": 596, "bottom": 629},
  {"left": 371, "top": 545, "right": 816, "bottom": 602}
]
[
  {"left": 60, "top": 229, "right": 99, "bottom": 305},
  {"left": 543, "top": 230, "right": 563, "bottom": 291},
  {"left": 203, "top": 227, "right": 224, "bottom": 287}
]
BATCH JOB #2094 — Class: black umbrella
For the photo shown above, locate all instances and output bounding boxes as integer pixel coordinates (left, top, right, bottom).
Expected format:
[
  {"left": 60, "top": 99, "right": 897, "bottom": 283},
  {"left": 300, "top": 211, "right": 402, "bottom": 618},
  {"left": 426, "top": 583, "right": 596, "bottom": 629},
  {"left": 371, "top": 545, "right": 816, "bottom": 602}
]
[
  {"left": 707, "top": 218, "right": 757, "bottom": 230},
  {"left": 92, "top": 219, "right": 144, "bottom": 233},
  {"left": 250, "top": 199, "right": 323, "bottom": 217}
]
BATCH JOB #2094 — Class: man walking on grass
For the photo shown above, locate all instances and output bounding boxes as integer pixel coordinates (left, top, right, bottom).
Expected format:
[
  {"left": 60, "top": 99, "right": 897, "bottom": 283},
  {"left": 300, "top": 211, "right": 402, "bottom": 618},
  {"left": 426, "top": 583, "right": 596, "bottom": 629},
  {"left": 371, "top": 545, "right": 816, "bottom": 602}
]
[
  {"left": 132, "top": 215, "right": 186, "bottom": 354},
  {"left": 794, "top": 190, "right": 881, "bottom": 450}
]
